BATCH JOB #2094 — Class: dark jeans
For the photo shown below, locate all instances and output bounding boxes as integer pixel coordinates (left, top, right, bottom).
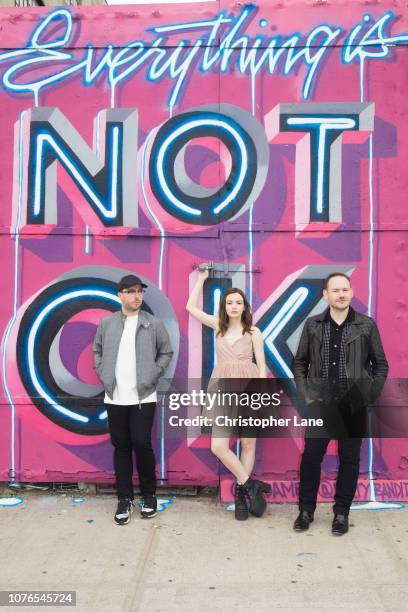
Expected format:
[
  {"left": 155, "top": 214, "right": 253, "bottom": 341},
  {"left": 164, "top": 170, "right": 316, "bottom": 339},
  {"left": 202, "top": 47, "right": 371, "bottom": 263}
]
[
  {"left": 106, "top": 403, "right": 157, "bottom": 500},
  {"left": 299, "top": 437, "right": 363, "bottom": 516}
]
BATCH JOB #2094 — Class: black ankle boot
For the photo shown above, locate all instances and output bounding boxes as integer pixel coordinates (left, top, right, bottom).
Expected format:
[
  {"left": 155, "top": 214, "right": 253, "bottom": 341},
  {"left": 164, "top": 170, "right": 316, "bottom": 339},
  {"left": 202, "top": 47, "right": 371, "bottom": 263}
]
[
  {"left": 242, "top": 478, "right": 271, "bottom": 517},
  {"left": 234, "top": 484, "right": 249, "bottom": 521}
]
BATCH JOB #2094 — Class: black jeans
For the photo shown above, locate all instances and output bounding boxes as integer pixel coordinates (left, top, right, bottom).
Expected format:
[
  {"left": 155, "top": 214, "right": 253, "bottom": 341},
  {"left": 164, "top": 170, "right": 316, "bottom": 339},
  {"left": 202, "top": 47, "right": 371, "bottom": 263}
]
[
  {"left": 299, "top": 437, "right": 363, "bottom": 516},
  {"left": 106, "top": 403, "right": 157, "bottom": 500}
]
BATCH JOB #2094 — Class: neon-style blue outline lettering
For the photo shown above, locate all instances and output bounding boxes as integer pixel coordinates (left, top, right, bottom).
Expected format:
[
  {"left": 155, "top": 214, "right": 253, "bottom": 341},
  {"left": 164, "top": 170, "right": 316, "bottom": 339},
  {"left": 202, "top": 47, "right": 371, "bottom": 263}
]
[
  {"left": 83, "top": 45, "right": 114, "bottom": 87},
  {"left": 154, "top": 116, "right": 248, "bottom": 217},
  {"left": 199, "top": 13, "right": 231, "bottom": 72},
  {"left": 26, "top": 289, "right": 120, "bottom": 423},
  {"left": 262, "top": 287, "right": 309, "bottom": 379},
  {"left": 29, "top": 8, "right": 73, "bottom": 49},
  {"left": 85, "top": 225, "right": 91, "bottom": 255},
  {"left": 146, "top": 39, "right": 203, "bottom": 112},
  {"left": 286, "top": 117, "right": 356, "bottom": 215},
  {"left": 31, "top": 125, "right": 121, "bottom": 221},
  {"left": 108, "top": 39, "right": 162, "bottom": 108},
  {"left": 343, "top": 12, "right": 408, "bottom": 64},
  {"left": 302, "top": 25, "right": 342, "bottom": 99},
  {"left": 152, "top": 16, "right": 233, "bottom": 34},
  {"left": 2, "top": 10, "right": 80, "bottom": 106},
  {"left": 1, "top": 8, "right": 408, "bottom": 110},
  {"left": 212, "top": 286, "right": 222, "bottom": 369}
]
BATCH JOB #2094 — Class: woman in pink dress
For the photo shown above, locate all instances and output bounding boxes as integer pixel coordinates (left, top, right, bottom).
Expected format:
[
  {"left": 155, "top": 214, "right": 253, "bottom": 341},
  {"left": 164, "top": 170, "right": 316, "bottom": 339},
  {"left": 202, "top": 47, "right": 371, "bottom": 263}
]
[{"left": 186, "top": 266, "right": 271, "bottom": 520}]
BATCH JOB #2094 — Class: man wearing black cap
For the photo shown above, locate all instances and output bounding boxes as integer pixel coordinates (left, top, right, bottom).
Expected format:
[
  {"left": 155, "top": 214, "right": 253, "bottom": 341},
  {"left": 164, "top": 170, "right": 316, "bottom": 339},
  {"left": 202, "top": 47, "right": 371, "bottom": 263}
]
[{"left": 93, "top": 275, "right": 173, "bottom": 525}]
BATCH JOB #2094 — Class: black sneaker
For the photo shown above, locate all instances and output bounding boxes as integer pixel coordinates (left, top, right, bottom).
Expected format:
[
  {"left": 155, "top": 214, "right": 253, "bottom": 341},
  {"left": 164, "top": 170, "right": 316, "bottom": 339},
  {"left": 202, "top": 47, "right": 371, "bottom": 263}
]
[
  {"left": 114, "top": 498, "right": 134, "bottom": 525},
  {"left": 140, "top": 494, "right": 157, "bottom": 519}
]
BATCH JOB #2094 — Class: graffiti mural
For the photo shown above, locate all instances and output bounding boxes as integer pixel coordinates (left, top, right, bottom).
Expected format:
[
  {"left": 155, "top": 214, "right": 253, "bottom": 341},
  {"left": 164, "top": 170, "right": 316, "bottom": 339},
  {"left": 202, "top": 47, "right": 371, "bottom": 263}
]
[{"left": 1, "top": 1, "right": 408, "bottom": 500}]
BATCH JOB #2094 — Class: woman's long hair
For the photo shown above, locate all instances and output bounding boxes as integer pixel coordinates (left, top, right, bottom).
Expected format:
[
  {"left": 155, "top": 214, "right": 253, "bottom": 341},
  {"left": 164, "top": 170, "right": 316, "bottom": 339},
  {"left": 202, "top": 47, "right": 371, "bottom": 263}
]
[{"left": 217, "top": 288, "right": 253, "bottom": 337}]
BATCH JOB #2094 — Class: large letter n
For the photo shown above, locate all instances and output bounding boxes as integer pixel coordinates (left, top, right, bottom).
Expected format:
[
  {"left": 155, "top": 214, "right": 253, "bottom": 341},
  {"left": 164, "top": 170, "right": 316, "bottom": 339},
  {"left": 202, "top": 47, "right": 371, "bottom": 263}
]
[{"left": 23, "top": 107, "right": 138, "bottom": 229}]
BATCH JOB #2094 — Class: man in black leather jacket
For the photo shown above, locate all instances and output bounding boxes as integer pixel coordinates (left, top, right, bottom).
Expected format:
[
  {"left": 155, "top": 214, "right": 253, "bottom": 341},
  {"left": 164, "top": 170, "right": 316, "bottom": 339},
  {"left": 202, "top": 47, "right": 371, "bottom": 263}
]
[{"left": 292, "top": 273, "right": 388, "bottom": 535}]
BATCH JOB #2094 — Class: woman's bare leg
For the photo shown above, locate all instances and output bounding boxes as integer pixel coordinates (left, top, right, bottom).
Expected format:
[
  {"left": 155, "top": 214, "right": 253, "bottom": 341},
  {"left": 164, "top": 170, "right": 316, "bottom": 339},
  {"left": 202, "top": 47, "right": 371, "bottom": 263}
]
[
  {"left": 239, "top": 437, "right": 257, "bottom": 476},
  {"left": 211, "top": 436, "right": 249, "bottom": 484}
]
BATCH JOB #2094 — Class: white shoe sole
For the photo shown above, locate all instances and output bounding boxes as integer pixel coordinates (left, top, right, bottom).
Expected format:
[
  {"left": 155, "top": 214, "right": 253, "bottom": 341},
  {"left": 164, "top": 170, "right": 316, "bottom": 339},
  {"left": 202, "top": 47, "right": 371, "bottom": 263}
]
[
  {"left": 141, "top": 510, "right": 157, "bottom": 519},
  {"left": 114, "top": 503, "right": 134, "bottom": 525},
  {"left": 115, "top": 516, "right": 131, "bottom": 525}
]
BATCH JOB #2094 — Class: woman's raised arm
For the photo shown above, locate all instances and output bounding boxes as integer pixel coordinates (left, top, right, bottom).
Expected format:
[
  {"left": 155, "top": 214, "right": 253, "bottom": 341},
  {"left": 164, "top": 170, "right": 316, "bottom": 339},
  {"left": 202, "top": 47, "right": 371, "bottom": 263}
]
[{"left": 186, "top": 267, "right": 218, "bottom": 330}]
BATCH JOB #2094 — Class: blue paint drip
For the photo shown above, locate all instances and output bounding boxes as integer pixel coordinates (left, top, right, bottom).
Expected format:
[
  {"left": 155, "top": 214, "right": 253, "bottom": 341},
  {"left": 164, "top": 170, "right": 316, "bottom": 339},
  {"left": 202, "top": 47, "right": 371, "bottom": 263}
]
[
  {"left": 0, "top": 497, "right": 24, "bottom": 507},
  {"left": 1, "top": 111, "right": 26, "bottom": 481},
  {"left": 141, "top": 128, "right": 166, "bottom": 290},
  {"left": 160, "top": 397, "right": 165, "bottom": 483}
]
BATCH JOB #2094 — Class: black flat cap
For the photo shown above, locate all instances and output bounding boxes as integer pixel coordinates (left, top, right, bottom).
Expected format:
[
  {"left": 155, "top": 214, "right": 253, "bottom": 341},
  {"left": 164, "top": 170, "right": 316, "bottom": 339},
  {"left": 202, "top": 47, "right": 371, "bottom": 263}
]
[{"left": 118, "top": 274, "right": 148, "bottom": 291}]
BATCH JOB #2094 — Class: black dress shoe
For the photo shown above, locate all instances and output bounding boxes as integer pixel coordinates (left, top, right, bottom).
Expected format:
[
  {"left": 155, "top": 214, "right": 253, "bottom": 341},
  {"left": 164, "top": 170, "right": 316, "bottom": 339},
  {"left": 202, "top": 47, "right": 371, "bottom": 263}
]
[
  {"left": 332, "top": 514, "right": 349, "bottom": 535},
  {"left": 293, "top": 510, "right": 314, "bottom": 531}
]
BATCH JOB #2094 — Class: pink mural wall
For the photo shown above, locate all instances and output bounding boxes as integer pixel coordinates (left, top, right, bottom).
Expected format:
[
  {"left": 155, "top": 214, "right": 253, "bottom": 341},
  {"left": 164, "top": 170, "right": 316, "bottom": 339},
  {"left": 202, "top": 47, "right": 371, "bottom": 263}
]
[{"left": 1, "top": 1, "right": 407, "bottom": 502}]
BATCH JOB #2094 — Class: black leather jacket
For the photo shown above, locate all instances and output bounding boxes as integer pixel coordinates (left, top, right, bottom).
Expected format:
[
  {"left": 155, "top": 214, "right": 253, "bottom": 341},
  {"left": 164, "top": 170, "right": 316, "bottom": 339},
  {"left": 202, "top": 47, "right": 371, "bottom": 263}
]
[{"left": 293, "top": 308, "right": 389, "bottom": 409}]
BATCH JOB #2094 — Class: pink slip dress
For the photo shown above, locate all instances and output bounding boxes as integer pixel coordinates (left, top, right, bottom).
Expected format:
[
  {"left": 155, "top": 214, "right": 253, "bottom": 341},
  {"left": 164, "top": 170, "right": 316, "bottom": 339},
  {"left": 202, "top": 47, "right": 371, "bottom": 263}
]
[
  {"left": 206, "top": 332, "right": 260, "bottom": 427},
  {"left": 210, "top": 332, "right": 260, "bottom": 379}
]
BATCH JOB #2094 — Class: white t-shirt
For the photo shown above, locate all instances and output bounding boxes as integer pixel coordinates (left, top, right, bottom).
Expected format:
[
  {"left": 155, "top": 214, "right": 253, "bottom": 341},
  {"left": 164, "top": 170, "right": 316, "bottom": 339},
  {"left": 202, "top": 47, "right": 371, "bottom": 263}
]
[{"left": 104, "top": 314, "right": 157, "bottom": 405}]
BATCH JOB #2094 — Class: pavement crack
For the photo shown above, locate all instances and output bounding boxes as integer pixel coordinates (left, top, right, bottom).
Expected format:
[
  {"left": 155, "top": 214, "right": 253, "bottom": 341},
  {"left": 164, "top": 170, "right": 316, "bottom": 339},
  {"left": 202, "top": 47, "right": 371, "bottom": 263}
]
[{"left": 124, "top": 526, "right": 159, "bottom": 612}]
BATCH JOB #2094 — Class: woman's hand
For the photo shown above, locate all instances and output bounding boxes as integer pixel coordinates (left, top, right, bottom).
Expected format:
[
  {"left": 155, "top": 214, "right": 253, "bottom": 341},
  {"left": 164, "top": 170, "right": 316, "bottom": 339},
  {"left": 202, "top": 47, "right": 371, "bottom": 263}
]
[{"left": 196, "top": 265, "right": 210, "bottom": 282}]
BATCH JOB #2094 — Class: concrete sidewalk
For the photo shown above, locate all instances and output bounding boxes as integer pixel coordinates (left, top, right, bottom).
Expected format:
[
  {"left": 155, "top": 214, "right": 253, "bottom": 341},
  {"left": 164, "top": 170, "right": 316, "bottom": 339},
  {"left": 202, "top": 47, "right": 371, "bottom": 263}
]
[{"left": 0, "top": 488, "right": 407, "bottom": 612}]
